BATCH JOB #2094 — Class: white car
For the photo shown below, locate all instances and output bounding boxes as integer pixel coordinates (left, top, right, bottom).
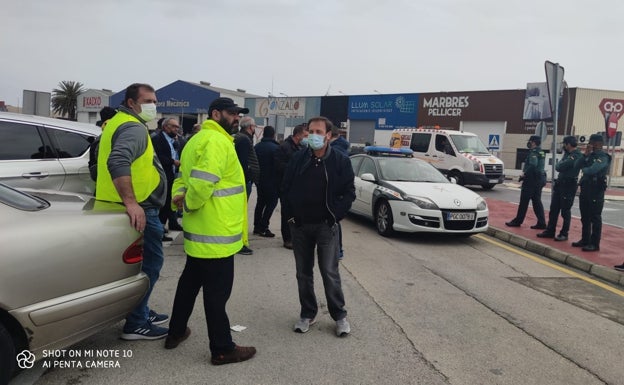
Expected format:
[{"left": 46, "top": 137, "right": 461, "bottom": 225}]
[
  {"left": 349, "top": 147, "right": 488, "bottom": 236},
  {"left": 0, "top": 112, "right": 99, "bottom": 194}
]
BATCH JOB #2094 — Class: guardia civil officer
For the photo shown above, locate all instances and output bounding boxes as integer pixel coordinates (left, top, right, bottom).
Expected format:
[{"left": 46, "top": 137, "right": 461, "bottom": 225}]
[
  {"left": 572, "top": 134, "right": 610, "bottom": 252},
  {"left": 536, "top": 136, "right": 582, "bottom": 241},
  {"left": 506, "top": 135, "right": 547, "bottom": 228}
]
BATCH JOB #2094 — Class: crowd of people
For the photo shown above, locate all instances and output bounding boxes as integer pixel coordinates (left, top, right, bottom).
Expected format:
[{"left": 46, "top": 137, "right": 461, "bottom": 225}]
[{"left": 93, "top": 83, "right": 354, "bottom": 366}]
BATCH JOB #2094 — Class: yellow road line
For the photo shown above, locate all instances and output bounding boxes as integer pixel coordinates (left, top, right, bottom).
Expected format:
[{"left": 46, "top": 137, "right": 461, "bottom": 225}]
[{"left": 475, "top": 234, "right": 624, "bottom": 297}]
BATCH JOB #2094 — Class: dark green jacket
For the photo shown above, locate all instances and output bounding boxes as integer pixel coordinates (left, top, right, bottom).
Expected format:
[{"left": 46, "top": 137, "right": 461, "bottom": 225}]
[
  {"left": 523, "top": 146, "right": 545, "bottom": 178},
  {"left": 555, "top": 148, "right": 582, "bottom": 180},
  {"left": 576, "top": 149, "right": 610, "bottom": 187}
]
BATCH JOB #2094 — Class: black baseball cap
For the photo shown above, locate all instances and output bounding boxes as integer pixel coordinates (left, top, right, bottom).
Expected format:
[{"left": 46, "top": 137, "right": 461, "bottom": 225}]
[
  {"left": 589, "top": 133, "right": 604, "bottom": 143},
  {"left": 208, "top": 97, "right": 249, "bottom": 115},
  {"left": 529, "top": 135, "right": 541, "bottom": 145},
  {"left": 562, "top": 135, "right": 577, "bottom": 147}
]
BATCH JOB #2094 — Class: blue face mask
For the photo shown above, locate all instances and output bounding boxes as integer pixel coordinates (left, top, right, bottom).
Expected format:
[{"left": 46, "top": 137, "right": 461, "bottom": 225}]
[
  {"left": 308, "top": 133, "right": 326, "bottom": 150},
  {"left": 300, "top": 137, "right": 309, "bottom": 147}
]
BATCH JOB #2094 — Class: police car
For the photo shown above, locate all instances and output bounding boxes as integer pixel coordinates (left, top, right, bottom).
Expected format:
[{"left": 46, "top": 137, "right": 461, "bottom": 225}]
[{"left": 349, "top": 146, "right": 489, "bottom": 236}]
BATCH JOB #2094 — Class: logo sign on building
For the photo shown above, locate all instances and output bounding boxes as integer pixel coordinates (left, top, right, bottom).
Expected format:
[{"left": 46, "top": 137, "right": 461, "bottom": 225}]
[
  {"left": 522, "top": 82, "right": 552, "bottom": 121},
  {"left": 77, "top": 90, "right": 111, "bottom": 112},
  {"left": 256, "top": 97, "right": 306, "bottom": 118},
  {"left": 421, "top": 95, "right": 469, "bottom": 117},
  {"left": 599, "top": 98, "right": 624, "bottom": 138},
  {"left": 348, "top": 94, "right": 417, "bottom": 130}
]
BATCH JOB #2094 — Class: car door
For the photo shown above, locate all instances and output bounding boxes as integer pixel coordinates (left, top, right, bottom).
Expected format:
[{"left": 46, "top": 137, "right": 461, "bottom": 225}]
[
  {"left": 45, "top": 125, "right": 95, "bottom": 193},
  {"left": 353, "top": 157, "right": 378, "bottom": 218},
  {"left": 0, "top": 120, "right": 66, "bottom": 190}
]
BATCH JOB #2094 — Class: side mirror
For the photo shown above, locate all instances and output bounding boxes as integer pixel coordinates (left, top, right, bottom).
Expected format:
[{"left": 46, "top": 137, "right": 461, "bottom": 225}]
[{"left": 361, "top": 173, "right": 376, "bottom": 182}]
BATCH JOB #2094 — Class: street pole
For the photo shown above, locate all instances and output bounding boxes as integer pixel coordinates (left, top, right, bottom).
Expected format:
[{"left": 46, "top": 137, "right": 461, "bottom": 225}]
[{"left": 551, "top": 65, "right": 559, "bottom": 183}]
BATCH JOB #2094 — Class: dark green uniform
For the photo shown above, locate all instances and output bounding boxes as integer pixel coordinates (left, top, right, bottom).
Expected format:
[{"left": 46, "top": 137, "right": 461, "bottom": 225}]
[
  {"left": 511, "top": 146, "right": 546, "bottom": 226},
  {"left": 576, "top": 148, "right": 610, "bottom": 249},
  {"left": 543, "top": 148, "right": 582, "bottom": 237}
]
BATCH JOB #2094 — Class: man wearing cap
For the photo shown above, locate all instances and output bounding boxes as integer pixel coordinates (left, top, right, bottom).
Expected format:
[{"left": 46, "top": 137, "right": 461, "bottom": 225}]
[
  {"left": 165, "top": 97, "right": 256, "bottom": 365},
  {"left": 537, "top": 136, "right": 582, "bottom": 241},
  {"left": 506, "top": 135, "right": 547, "bottom": 228},
  {"left": 572, "top": 134, "right": 610, "bottom": 252}
]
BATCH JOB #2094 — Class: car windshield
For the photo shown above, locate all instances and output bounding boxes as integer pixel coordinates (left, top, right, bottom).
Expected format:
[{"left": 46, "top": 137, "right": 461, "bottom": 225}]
[
  {"left": 377, "top": 158, "right": 449, "bottom": 183},
  {"left": 449, "top": 134, "right": 490, "bottom": 155},
  {"left": 0, "top": 183, "right": 50, "bottom": 211}
]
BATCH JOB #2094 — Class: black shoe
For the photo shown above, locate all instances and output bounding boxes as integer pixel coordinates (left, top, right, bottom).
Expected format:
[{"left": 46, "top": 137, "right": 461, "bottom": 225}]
[
  {"left": 536, "top": 231, "right": 555, "bottom": 238},
  {"left": 283, "top": 241, "right": 293, "bottom": 249},
  {"left": 571, "top": 240, "right": 586, "bottom": 247},
  {"left": 614, "top": 263, "right": 624, "bottom": 272},
  {"left": 554, "top": 234, "right": 568, "bottom": 241},
  {"left": 162, "top": 235, "right": 173, "bottom": 242},
  {"left": 168, "top": 223, "right": 183, "bottom": 231},
  {"left": 164, "top": 327, "right": 190, "bottom": 349},
  {"left": 237, "top": 246, "right": 253, "bottom": 255},
  {"left": 256, "top": 229, "right": 275, "bottom": 238},
  {"left": 582, "top": 245, "right": 599, "bottom": 252},
  {"left": 505, "top": 221, "right": 521, "bottom": 227},
  {"left": 530, "top": 223, "right": 547, "bottom": 230},
  {"left": 211, "top": 345, "right": 256, "bottom": 365}
]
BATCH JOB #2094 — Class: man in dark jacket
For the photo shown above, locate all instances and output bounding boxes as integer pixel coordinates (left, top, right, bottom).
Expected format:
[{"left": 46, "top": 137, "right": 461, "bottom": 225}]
[
  {"left": 330, "top": 125, "right": 350, "bottom": 156},
  {"left": 253, "top": 126, "right": 280, "bottom": 237},
  {"left": 152, "top": 117, "right": 183, "bottom": 236},
  {"left": 506, "top": 135, "right": 546, "bottom": 228},
  {"left": 537, "top": 135, "right": 582, "bottom": 241},
  {"left": 235, "top": 116, "right": 260, "bottom": 200},
  {"left": 282, "top": 116, "right": 355, "bottom": 337},
  {"left": 274, "top": 124, "right": 309, "bottom": 249}
]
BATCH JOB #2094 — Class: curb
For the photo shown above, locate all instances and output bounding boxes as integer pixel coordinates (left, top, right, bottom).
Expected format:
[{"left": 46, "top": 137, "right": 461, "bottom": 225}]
[{"left": 487, "top": 226, "right": 624, "bottom": 288}]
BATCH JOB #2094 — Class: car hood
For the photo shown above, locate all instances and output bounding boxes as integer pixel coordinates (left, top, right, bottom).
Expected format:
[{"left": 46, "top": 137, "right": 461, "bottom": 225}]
[{"left": 386, "top": 181, "right": 482, "bottom": 209}]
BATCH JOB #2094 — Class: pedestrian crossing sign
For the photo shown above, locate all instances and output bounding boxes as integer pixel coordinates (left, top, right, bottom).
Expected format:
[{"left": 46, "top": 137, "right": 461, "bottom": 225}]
[{"left": 488, "top": 134, "right": 500, "bottom": 149}]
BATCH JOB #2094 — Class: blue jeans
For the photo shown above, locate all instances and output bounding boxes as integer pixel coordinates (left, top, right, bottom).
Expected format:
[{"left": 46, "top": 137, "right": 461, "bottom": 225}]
[
  {"left": 124, "top": 208, "right": 165, "bottom": 331},
  {"left": 290, "top": 221, "right": 347, "bottom": 321}
]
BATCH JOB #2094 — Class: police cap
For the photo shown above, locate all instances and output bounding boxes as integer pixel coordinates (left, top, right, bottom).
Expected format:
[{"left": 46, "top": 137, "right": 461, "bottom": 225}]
[
  {"left": 529, "top": 135, "right": 541, "bottom": 145},
  {"left": 562, "top": 135, "right": 577, "bottom": 147},
  {"left": 589, "top": 134, "right": 604, "bottom": 143}
]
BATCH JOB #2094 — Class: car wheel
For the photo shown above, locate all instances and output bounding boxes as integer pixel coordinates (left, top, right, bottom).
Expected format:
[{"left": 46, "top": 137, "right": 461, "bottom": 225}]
[
  {"left": 449, "top": 170, "right": 464, "bottom": 186},
  {"left": 0, "top": 323, "right": 16, "bottom": 385},
  {"left": 481, "top": 183, "right": 495, "bottom": 190},
  {"left": 375, "top": 200, "right": 395, "bottom": 237}
]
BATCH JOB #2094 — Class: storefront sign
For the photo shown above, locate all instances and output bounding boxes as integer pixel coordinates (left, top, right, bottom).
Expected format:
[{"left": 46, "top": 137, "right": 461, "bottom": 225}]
[
  {"left": 422, "top": 96, "right": 469, "bottom": 117},
  {"left": 348, "top": 94, "right": 418, "bottom": 130},
  {"left": 255, "top": 97, "right": 306, "bottom": 118}
]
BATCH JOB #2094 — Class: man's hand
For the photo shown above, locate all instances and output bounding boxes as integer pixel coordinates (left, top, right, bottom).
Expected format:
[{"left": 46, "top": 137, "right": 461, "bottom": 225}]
[
  {"left": 125, "top": 202, "right": 146, "bottom": 232},
  {"left": 584, "top": 144, "right": 593, "bottom": 156},
  {"left": 173, "top": 193, "right": 185, "bottom": 210}
]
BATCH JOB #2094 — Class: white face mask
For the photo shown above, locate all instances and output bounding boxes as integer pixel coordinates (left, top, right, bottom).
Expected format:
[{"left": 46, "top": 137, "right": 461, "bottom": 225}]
[{"left": 138, "top": 103, "right": 157, "bottom": 122}]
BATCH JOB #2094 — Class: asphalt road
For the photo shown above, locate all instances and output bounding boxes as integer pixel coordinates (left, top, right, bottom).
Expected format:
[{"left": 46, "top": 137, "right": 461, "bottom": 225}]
[{"left": 11, "top": 196, "right": 624, "bottom": 385}]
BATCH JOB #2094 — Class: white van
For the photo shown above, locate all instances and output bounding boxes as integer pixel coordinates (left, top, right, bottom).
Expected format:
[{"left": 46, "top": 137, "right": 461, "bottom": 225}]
[{"left": 390, "top": 127, "right": 505, "bottom": 189}]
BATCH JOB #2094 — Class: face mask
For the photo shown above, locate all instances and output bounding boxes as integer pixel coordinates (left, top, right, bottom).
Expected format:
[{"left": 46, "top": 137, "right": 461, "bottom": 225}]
[
  {"left": 526, "top": 141, "right": 532, "bottom": 149},
  {"left": 308, "top": 133, "right": 326, "bottom": 150},
  {"left": 167, "top": 131, "right": 177, "bottom": 139},
  {"left": 300, "top": 137, "right": 309, "bottom": 147},
  {"left": 138, "top": 103, "right": 157, "bottom": 122}
]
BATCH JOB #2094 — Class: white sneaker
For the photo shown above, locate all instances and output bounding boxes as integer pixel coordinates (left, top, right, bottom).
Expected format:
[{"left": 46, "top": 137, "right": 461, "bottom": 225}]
[
  {"left": 336, "top": 318, "right": 350, "bottom": 337},
  {"left": 294, "top": 317, "right": 316, "bottom": 333}
]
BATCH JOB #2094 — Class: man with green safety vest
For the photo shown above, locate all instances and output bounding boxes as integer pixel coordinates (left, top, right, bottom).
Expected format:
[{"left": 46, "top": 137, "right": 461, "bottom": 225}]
[
  {"left": 165, "top": 97, "right": 256, "bottom": 365},
  {"left": 95, "top": 83, "right": 169, "bottom": 340}
]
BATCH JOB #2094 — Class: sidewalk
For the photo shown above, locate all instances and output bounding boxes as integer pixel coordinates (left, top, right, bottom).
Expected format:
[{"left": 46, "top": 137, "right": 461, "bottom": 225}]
[{"left": 485, "top": 184, "right": 624, "bottom": 287}]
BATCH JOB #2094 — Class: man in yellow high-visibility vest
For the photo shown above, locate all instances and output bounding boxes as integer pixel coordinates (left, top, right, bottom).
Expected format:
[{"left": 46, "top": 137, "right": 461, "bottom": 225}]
[{"left": 96, "top": 83, "right": 169, "bottom": 340}]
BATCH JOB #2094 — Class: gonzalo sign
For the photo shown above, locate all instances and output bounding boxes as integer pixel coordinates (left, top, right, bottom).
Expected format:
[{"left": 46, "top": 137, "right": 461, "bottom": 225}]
[{"left": 422, "top": 96, "right": 469, "bottom": 117}]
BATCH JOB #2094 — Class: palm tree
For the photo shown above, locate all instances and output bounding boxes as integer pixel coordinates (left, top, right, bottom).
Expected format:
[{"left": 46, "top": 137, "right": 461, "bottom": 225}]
[{"left": 51, "top": 81, "right": 85, "bottom": 120}]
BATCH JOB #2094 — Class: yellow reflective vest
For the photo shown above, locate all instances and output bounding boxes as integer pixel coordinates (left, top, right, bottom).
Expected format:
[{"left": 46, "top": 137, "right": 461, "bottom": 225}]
[
  {"left": 95, "top": 111, "right": 160, "bottom": 203},
  {"left": 172, "top": 119, "right": 248, "bottom": 258}
]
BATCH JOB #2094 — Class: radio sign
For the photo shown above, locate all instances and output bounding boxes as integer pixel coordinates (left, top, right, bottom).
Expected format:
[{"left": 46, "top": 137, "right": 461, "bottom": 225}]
[{"left": 83, "top": 96, "right": 102, "bottom": 108}]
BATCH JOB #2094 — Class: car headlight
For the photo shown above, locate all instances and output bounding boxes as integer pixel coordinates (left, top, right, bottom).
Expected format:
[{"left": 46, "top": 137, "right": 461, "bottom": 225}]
[
  {"left": 405, "top": 195, "right": 439, "bottom": 210},
  {"left": 472, "top": 160, "right": 481, "bottom": 172},
  {"left": 476, "top": 197, "right": 487, "bottom": 211}
]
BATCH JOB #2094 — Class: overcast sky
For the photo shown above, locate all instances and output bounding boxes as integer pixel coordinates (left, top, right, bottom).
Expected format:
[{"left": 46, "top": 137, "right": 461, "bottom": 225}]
[{"left": 1, "top": 0, "right": 622, "bottom": 105}]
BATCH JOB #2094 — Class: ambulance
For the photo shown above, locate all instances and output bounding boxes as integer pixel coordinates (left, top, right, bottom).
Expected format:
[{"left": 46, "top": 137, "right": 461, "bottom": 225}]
[{"left": 390, "top": 127, "right": 505, "bottom": 189}]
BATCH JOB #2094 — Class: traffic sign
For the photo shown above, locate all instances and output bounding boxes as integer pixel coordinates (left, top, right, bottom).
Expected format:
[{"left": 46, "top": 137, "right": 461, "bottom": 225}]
[
  {"left": 488, "top": 134, "right": 500, "bottom": 149},
  {"left": 598, "top": 98, "right": 624, "bottom": 138}
]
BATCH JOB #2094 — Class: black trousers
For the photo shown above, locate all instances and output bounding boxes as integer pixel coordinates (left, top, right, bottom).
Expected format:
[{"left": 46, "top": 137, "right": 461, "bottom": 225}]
[
  {"left": 280, "top": 197, "right": 293, "bottom": 243},
  {"left": 579, "top": 189, "right": 605, "bottom": 247},
  {"left": 545, "top": 181, "right": 577, "bottom": 236},
  {"left": 158, "top": 178, "right": 177, "bottom": 227},
  {"left": 254, "top": 186, "right": 279, "bottom": 232},
  {"left": 168, "top": 255, "right": 236, "bottom": 356},
  {"left": 513, "top": 179, "right": 546, "bottom": 225}
]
